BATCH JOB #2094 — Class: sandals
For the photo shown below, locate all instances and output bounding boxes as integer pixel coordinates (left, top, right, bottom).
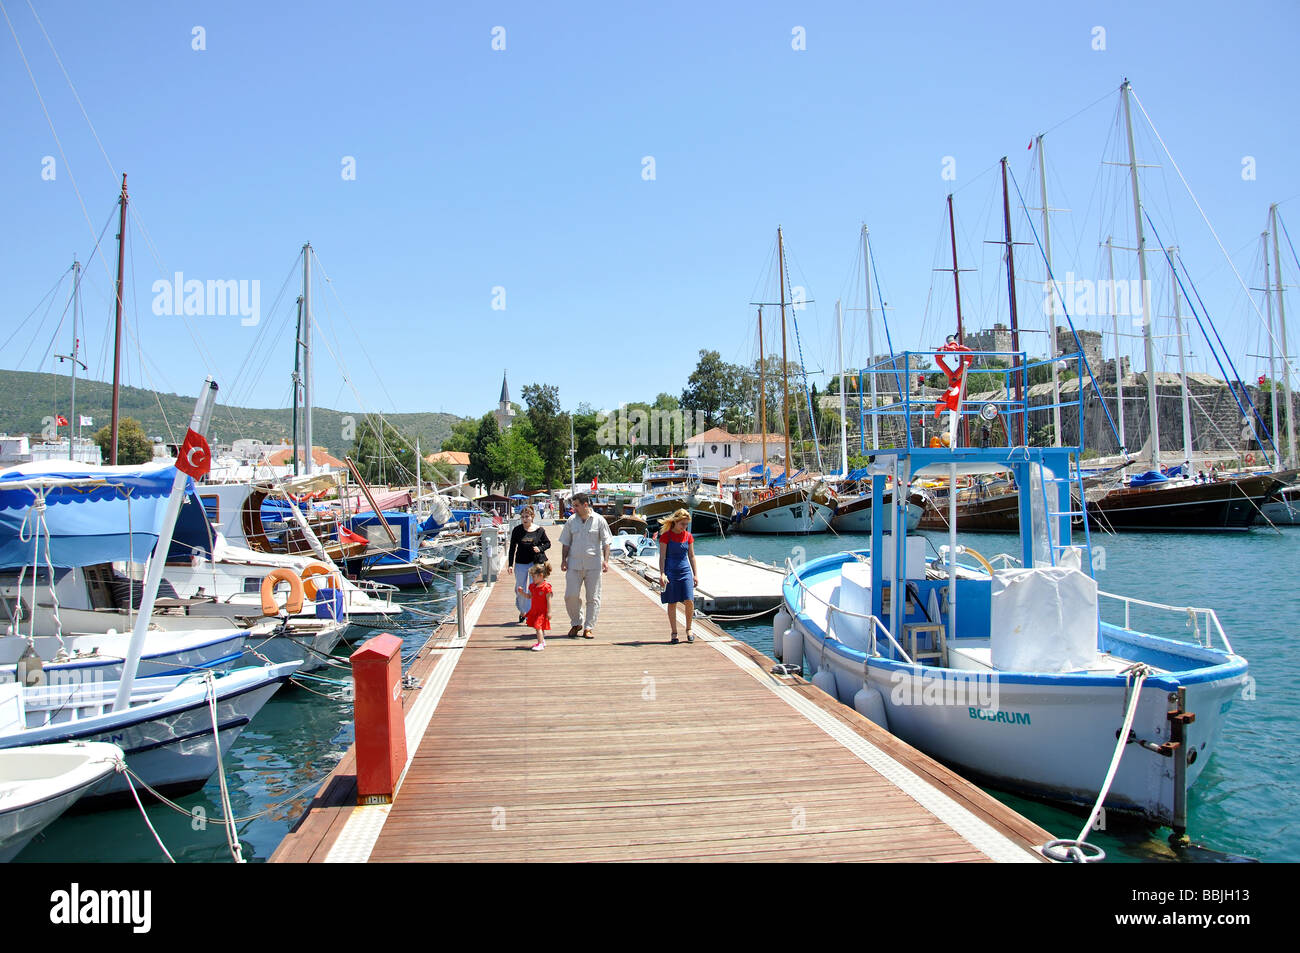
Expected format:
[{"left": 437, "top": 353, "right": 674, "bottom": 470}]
[
  {"left": 582, "top": 629, "right": 595, "bottom": 640},
  {"left": 670, "top": 633, "right": 680, "bottom": 644},
  {"left": 686, "top": 631, "right": 695, "bottom": 643}
]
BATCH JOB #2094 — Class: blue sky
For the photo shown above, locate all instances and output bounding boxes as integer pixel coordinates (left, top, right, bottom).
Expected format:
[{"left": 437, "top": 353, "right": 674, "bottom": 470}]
[{"left": 2, "top": 1, "right": 1297, "bottom": 431}]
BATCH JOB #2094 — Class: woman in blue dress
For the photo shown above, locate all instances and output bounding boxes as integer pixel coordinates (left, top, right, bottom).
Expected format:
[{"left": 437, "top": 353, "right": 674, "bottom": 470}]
[{"left": 657, "top": 508, "right": 698, "bottom": 643}]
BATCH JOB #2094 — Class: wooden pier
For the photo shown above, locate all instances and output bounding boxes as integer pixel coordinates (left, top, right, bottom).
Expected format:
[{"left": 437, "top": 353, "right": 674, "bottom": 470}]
[{"left": 272, "top": 527, "right": 1050, "bottom": 863}]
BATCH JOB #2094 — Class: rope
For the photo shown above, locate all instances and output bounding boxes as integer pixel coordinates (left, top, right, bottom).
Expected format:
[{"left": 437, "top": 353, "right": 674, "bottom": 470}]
[
  {"left": 115, "top": 758, "right": 175, "bottom": 863},
  {"left": 1043, "top": 663, "right": 1151, "bottom": 862},
  {"left": 204, "top": 671, "right": 245, "bottom": 863}
]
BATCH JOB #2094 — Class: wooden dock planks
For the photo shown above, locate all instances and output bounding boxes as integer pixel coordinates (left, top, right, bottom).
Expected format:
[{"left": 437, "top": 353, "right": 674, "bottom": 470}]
[{"left": 275, "top": 524, "right": 1051, "bottom": 863}]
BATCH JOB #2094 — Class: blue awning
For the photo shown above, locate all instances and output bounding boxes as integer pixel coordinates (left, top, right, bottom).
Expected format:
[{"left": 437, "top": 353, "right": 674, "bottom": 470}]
[{"left": 0, "top": 461, "right": 186, "bottom": 569}]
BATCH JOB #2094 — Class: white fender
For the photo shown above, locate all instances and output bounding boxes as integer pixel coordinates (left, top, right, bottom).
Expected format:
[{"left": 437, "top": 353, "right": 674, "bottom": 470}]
[
  {"left": 812, "top": 666, "right": 838, "bottom": 699},
  {"left": 853, "top": 683, "right": 890, "bottom": 730},
  {"left": 782, "top": 626, "right": 805, "bottom": 672},
  {"left": 772, "top": 607, "right": 792, "bottom": 660}
]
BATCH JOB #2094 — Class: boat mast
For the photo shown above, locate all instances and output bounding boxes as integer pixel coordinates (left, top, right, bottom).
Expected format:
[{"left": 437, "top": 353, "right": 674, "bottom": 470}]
[
  {"left": 1270, "top": 204, "right": 1296, "bottom": 468},
  {"left": 758, "top": 306, "right": 767, "bottom": 488},
  {"left": 1169, "top": 249, "right": 1194, "bottom": 472},
  {"left": 302, "top": 243, "right": 314, "bottom": 476},
  {"left": 947, "top": 195, "right": 965, "bottom": 345},
  {"left": 292, "top": 294, "right": 303, "bottom": 476},
  {"left": 862, "top": 224, "right": 879, "bottom": 450},
  {"left": 1037, "top": 135, "right": 1062, "bottom": 446},
  {"left": 1121, "top": 80, "right": 1161, "bottom": 469},
  {"left": 58, "top": 259, "right": 87, "bottom": 461},
  {"left": 1264, "top": 232, "right": 1279, "bottom": 468},
  {"left": 837, "top": 299, "right": 848, "bottom": 477},
  {"left": 569, "top": 414, "right": 576, "bottom": 491},
  {"left": 778, "top": 227, "right": 792, "bottom": 482},
  {"left": 1000, "top": 158, "right": 1024, "bottom": 426},
  {"left": 1106, "top": 237, "right": 1127, "bottom": 454},
  {"left": 110, "top": 174, "right": 128, "bottom": 465}
]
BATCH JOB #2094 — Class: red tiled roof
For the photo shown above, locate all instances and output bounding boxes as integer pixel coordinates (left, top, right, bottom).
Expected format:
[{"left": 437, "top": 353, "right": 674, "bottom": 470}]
[
  {"left": 266, "top": 446, "right": 345, "bottom": 468},
  {"left": 685, "top": 427, "right": 785, "bottom": 445},
  {"left": 426, "top": 450, "right": 470, "bottom": 466}
]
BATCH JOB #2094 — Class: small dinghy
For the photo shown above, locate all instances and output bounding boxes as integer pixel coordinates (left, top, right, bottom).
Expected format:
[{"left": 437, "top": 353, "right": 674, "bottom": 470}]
[{"left": 0, "top": 741, "right": 122, "bottom": 861}]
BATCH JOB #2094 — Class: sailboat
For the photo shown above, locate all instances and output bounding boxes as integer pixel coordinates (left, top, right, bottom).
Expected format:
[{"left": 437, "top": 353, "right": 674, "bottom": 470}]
[
  {"left": 734, "top": 228, "right": 834, "bottom": 535},
  {"left": 831, "top": 226, "right": 924, "bottom": 534},
  {"left": 1082, "top": 83, "right": 1293, "bottom": 531}
]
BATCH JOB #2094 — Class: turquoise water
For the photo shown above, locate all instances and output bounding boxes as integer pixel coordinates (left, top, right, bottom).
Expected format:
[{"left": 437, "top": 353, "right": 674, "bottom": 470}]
[
  {"left": 694, "top": 528, "right": 1300, "bottom": 863},
  {"left": 15, "top": 529, "right": 1297, "bottom": 862}
]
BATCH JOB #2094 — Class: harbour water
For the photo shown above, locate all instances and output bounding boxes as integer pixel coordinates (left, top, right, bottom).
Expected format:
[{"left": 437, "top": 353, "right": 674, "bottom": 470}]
[{"left": 15, "top": 528, "right": 1296, "bottom": 863}]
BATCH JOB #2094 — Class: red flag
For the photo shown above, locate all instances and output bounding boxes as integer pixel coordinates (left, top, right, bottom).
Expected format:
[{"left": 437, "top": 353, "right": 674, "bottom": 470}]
[
  {"left": 590, "top": 474, "right": 598, "bottom": 493},
  {"left": 339, "top": 525, "right": 367, "bottom": 546},
  {"left": 668, "top": 447, "right": 675, "bottom": 472},
  {"left": 55, "top": 415, "right": 68, "bottom": 426},
  {"left": 176, "top": 427, "right": 211, "bottom": 478},
  {"left": 1259, "top": 375, "right": 1267, "bottom": 387}
]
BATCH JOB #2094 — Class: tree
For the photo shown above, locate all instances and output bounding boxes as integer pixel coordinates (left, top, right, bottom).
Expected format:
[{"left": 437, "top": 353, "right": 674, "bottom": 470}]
[
  {"left": 521, "top": 382, "right": 568, "bottom": 487},
  {"left": 488, "top": 425, "right": 544, "bottom": 493},
  {"left": 467, "top": 413, "right": 503, "bottom": 489},
  {"left": 438, "top": 416, "right": 480, "bottom": 454},
  {"left": 93, "top": 417, "right": 152, "bottom": 465}
]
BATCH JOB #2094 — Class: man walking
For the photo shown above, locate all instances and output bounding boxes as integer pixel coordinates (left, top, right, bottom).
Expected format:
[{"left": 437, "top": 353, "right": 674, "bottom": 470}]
[{"left": 559, "top": 492, "right": 611, "bottom": 639}]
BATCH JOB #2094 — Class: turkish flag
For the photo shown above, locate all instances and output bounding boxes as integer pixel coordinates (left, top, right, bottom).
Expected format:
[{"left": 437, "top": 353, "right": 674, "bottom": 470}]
[
  {"left": 591, "top": 475, "right": 598, "bottom": 493},
  {"left": 176, "top": 428, "right": 211, "bottom": 478},
  {"left": 55, "top": 415, "right": 68, "bottom": 426},
  {"left": 339, "top": 525, "right": 367, "bottom": 546}
]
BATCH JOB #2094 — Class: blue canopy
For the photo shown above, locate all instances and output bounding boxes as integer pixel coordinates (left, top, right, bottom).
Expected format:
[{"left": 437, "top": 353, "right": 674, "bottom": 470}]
[
  {"left": 0, "top": 461, "right": 186, "bottom": 569},
  {"left": 1130, "top": 469, "right": 1169, "bottom": 487}
]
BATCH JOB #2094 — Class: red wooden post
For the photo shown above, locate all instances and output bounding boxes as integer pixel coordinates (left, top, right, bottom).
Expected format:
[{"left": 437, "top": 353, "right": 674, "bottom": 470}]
[{"left": 350, "top": 633, "right": 407, "bottom": 804}]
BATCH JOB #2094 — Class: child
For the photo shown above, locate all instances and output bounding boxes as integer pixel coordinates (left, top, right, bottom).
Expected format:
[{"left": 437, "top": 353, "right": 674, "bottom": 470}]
[{"left": 518, "top": 561, "right": 553, "bottom": 651}]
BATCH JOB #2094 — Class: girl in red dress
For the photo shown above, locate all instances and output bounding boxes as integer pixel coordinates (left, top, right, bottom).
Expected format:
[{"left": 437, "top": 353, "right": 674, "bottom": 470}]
[{"left": 518, "top": 561, "right": 553, "bottom": 651}]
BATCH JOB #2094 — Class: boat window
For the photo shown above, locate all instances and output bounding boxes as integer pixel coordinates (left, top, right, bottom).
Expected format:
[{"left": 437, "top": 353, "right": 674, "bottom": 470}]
[
  {"left": 201, "top": 495, "right": 220, "bottom": 523},
  {"left": 243, "top": 577, "right": 262, "bottom": 593}
]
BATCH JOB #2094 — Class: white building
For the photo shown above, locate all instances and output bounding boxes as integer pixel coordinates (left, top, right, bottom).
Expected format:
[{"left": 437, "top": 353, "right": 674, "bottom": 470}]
[
  {"left": 683, "top": 427, "right": 785, "bottom": 477},
  {"left": 0, "top": 434, "right": 102, "bottom": 468}
]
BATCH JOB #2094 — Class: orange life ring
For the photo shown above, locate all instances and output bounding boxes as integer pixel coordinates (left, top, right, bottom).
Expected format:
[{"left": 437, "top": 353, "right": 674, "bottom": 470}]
[
  {"left": 261, "top": 568, "right": 305, "bottom": 617},
  {"left": 1245, "top": 452, "right": 1256, "bottom": 465},
  {"left": 300, "top": 561, "right": 341, "bottom": 600}
]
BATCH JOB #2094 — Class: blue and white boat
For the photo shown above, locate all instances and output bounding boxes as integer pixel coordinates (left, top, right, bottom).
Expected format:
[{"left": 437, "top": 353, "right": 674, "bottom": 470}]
[
  {"left": 778, "top": 351, "right": 1249, "bottom": 839},
  {"left": 0, "top": 392, "right": 298, "bottom": 805}
]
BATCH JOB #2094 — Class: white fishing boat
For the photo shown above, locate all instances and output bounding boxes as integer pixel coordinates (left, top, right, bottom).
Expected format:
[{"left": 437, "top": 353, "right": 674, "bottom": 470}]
[
  {"left": 778, "top": 350, "right": 1248, "bottom": 852},
  {"left": 0, "top": 741, "right": 122, "bottom": 861},
  {"left": 0, "top": 663, "right": 297, "bottom": 803}
]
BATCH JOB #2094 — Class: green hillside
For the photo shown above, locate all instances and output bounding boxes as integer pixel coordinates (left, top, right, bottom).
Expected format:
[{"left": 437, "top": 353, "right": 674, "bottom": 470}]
[{"left": 0, "top": 369, "right": 466, "bottom": 456}]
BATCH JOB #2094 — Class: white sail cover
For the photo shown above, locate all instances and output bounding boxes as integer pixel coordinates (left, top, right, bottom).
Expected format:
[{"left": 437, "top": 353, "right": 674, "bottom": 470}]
[{"left": 989, "top": 566, "right": 1099, "bottom": 673}]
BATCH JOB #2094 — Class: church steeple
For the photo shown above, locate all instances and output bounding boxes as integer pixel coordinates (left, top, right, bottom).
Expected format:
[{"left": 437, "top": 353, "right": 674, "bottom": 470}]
[{"left": 494, "top": 369, "right": 516, "bottom": 432}]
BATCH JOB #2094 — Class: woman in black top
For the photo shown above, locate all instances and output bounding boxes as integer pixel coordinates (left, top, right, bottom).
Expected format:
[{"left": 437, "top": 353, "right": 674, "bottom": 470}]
[{"left": 508, "top": 505, "right": 552, "bottom": 622}]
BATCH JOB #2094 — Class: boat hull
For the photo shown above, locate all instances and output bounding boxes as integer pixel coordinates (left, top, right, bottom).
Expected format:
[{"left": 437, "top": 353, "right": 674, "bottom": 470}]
[
  {"left": 736, "top": 486, "right": 835, "bottom": 535},
  {"left": 782, "top": 553, "right": 1248, "bottom": 826},
  {"left": 0, "top": 664, "right": 296, "bottom": 806},
  {"left": 831, "top": 495, "right": 924, "bottom": 534},
  {"left": 637, "top": 496, "right": 735, "bottom": 536},
  {"left": 0, "top": 742, "right": 121, "bottom": 861},
  {"left": 0, "top": 631, "right": 246, "bottom": 686},
  {"left": 1087, "top": 474, "right": 1285, "bottom": 532}
]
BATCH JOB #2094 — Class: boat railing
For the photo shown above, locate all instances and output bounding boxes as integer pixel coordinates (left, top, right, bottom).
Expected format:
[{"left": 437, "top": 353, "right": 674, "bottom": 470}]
[
  {"left": 857, "top": 350, "right": 1087, "bottom": 452},
  {"left": 784, "top": 558, "right": 912, "bottom": 664},
  {"left": 1097, "top": 590, "right": 1233, "bottom": 654}
]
